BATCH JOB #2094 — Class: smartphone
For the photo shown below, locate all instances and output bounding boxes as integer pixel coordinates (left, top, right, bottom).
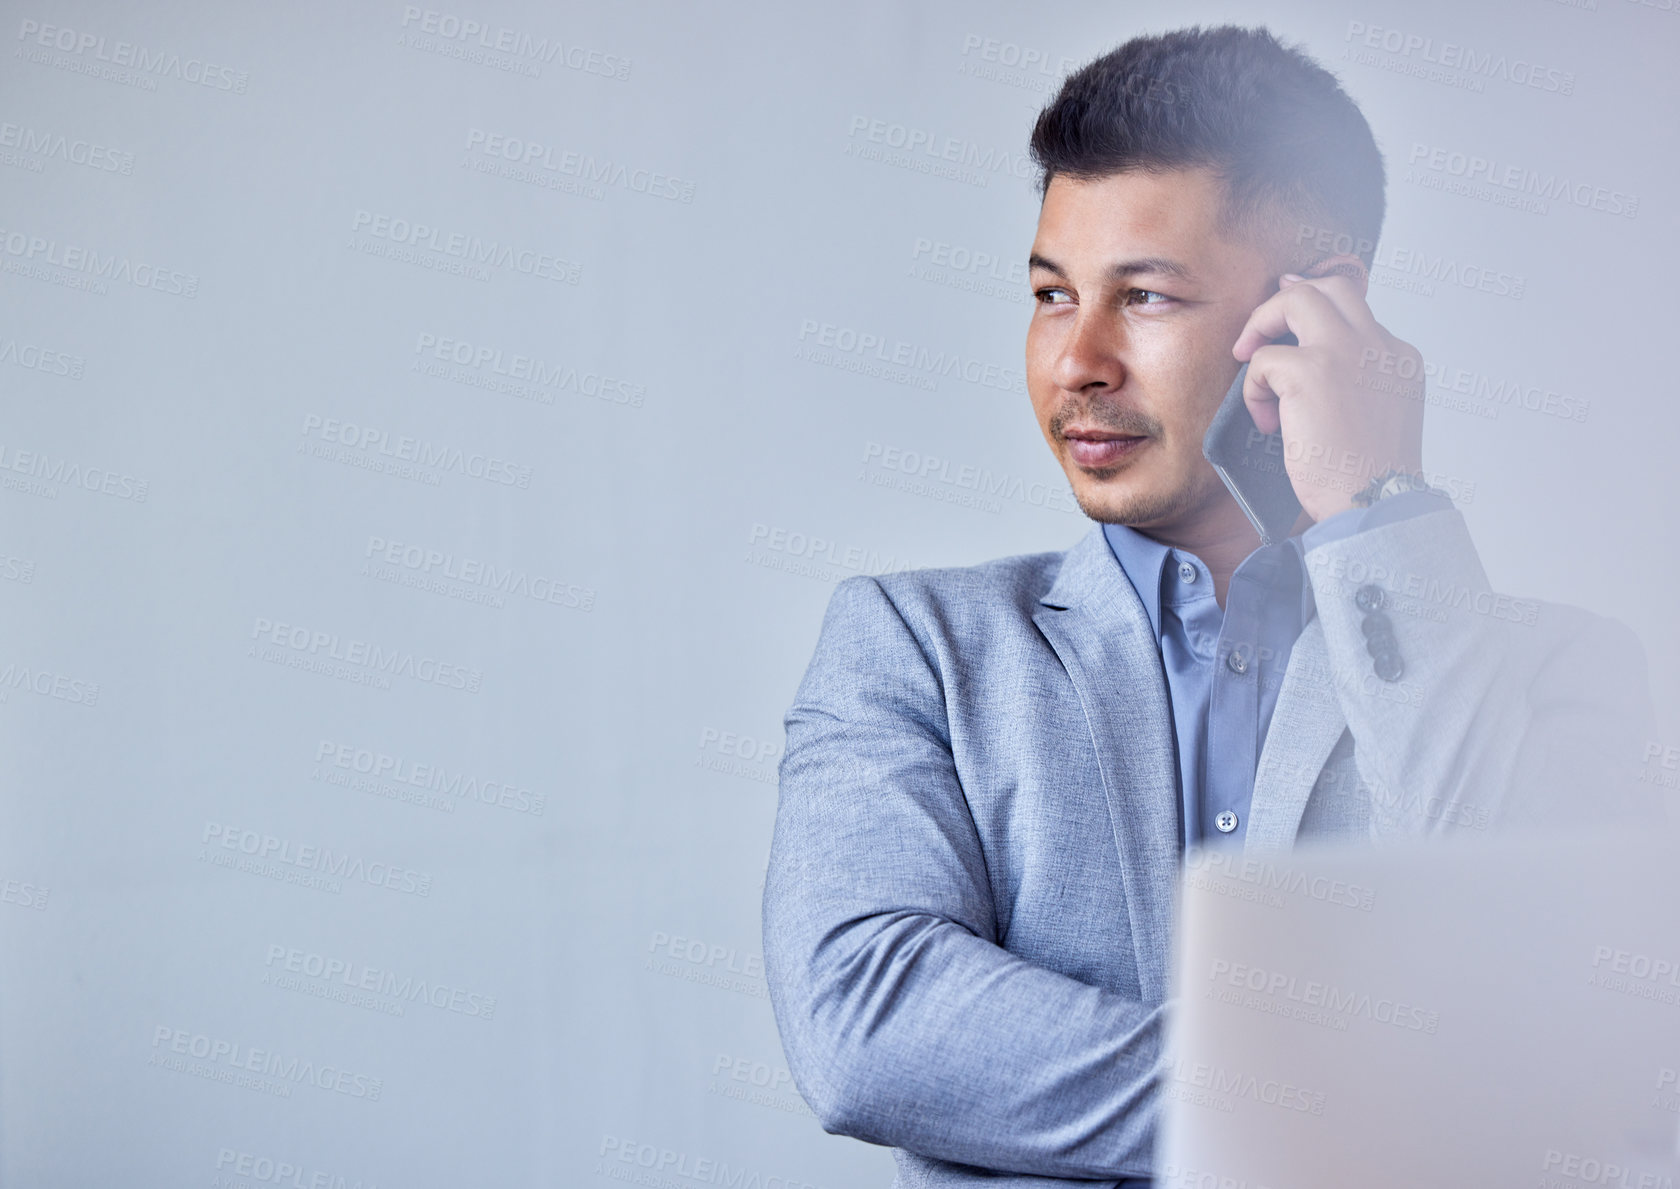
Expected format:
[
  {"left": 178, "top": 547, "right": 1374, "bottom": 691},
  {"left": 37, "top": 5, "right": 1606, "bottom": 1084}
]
[{"left": 1200, "top": 339, "right": 1302, "bottom": 547}]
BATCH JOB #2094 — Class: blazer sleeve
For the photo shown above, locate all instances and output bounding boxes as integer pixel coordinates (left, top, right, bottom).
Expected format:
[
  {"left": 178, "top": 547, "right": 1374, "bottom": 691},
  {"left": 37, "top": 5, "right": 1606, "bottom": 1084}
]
[
  {"left": 1301, "top": 505, "right": 1663, "bottom": 837},
  {"left": 761, "top": 574, "right": 1163, "bottom": 1181}
]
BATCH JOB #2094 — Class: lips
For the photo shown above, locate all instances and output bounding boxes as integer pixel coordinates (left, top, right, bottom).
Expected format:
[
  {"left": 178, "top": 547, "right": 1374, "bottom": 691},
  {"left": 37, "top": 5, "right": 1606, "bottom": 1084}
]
[{"left": 1063, "top": 430, "right": 1148, "bottom": 469}]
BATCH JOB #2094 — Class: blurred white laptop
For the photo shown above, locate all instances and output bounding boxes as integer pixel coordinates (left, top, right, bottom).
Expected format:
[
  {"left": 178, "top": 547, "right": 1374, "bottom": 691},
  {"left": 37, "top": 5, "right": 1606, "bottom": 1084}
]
[{"left": 1158, "top": 825, "right": 1680, "bottom": 1189}]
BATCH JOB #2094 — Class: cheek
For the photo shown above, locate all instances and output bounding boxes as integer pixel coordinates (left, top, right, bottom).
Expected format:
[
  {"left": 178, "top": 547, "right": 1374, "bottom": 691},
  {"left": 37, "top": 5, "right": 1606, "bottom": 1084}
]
[
  {"left": 1023, "top": 318, "right": 1053, "bottom": 369},
  {"left": 1125, "top": 316, "right": 1211, "bottom": 379},
  {"left": 1141, "top": 367, "right": 1209, "bottom": 434},
  {"left": 1023, "top": 326, "right": 1057, "bottom": 401},
  {"left": 1027, "top": 389, "right": 1058, "bottom": 441},
  {"left": 1164, "top": 349, "right": 1243, "bottom": 419}
]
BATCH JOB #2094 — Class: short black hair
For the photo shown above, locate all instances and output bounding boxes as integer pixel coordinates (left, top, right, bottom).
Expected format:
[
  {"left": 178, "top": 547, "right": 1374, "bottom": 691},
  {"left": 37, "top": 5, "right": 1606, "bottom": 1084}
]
[{"left": 1029, "top": 25, "right": 1386, "bottom": 268}]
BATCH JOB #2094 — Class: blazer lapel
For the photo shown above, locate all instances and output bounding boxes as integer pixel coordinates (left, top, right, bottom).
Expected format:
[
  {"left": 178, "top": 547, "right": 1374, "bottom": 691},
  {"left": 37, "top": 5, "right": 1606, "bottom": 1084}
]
[
  {"left": 1246, "top": 616, "right": 1348, "bottom": 852},
  {"left": 1031, "top": 526, "right": 1181, "bottom": 1001}
]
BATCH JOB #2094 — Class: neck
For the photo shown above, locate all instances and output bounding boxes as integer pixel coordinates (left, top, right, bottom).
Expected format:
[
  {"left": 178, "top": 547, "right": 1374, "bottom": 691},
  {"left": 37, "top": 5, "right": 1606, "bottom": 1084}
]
[{"left": 1136, "top": 497, "right": 1264, "bottom": 610}]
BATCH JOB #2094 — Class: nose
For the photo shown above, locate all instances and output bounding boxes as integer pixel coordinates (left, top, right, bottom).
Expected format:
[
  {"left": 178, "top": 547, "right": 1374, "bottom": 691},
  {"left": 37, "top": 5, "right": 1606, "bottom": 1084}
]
[{"left": 1052, "top": 308, "right": 1126, "bottom": 394}]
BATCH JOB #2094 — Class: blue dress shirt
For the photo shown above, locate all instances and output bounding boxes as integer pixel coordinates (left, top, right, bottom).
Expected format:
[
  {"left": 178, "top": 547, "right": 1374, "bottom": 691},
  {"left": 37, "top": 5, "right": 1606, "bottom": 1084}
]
[{"left": 1101, "top": 490, "right": 1451, "bottom": 852}]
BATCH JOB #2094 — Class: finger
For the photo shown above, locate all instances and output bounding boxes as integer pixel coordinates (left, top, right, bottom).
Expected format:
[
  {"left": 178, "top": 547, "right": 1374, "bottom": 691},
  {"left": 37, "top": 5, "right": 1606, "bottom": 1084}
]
[
  {"left": 1240, "top": 342, "right": 1296, "bottom": 435},
  {"left": 1282, "top": 270, "right": 1380, "bottom": 334},
  {"left": 1301, "top": 252, "right": 1371, "bottom": 302},
  {"left": 1231, "top": 282, "right": 1351, "bottom": 362}
]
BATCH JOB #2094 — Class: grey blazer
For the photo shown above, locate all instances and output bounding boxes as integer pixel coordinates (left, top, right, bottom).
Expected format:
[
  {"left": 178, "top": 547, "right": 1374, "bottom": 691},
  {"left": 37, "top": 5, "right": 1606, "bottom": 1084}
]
[{"left": 761, "top": 507, "right": 1656, "bottom": 1187}]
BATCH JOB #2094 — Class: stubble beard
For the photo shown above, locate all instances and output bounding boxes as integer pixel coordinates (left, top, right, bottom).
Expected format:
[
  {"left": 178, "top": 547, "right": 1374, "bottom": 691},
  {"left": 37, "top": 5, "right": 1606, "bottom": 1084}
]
[
  {"left": 1050, "top": 399, "right": 1177, "bottom": 527},
  {"left": 1070, "top": 463, "right": 1194, "bottom": 527}
]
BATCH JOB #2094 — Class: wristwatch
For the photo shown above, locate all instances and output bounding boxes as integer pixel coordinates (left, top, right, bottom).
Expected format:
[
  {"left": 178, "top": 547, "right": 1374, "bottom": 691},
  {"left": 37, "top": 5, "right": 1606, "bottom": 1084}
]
[{"left": 1352, "top": 467, "right": 1451, "bottom": 508}]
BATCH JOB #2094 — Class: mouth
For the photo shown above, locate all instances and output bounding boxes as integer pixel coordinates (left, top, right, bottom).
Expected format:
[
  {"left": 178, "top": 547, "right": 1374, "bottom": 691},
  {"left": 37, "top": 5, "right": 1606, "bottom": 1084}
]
[{"left": 1062, "top": 429, "right": 1150, "bottom": 470}]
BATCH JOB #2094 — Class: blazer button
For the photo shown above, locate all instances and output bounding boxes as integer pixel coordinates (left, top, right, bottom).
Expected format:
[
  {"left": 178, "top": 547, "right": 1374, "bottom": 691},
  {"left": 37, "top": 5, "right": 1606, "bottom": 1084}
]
[
  {"left": 1354, "top": 592, "right": 1401, "bottom": 681},
  {"left": 1364, "top": 626, "right": 1397, "bottom": 658},
  {"left": 1215, "top": 810, "right": 1239, "bottom": 833}
]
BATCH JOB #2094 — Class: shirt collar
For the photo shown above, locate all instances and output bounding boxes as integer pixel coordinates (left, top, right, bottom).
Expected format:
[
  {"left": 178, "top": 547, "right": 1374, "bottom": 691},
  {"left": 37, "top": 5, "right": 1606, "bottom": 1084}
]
[
  {"left": 1101, "top": 522, "right": 1173, "bottom": 642},
  {"left": 1102, "top": 521, "right": 1319, "bottom": 635}
]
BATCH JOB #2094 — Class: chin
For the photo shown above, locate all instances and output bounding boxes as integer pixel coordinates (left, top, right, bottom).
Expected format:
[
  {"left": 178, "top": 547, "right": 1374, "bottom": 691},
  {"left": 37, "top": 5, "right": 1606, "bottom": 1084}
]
[{"left": 1071, "top": 476, "right": 1190, "bottom": 527}]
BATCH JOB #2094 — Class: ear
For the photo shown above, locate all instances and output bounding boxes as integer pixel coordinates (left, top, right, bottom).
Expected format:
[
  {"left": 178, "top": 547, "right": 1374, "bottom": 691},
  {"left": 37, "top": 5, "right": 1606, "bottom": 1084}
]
[{"left": 1298, "top": 252, "right": 1369, "bottom": 299}]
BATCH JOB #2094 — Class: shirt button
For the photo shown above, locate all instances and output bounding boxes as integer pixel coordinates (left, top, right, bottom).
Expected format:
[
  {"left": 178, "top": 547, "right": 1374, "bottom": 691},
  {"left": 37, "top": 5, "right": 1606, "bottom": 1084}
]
[
  {"left": 1178, "top": 561, "right": 1197, "bottom": 584},
  {"left": 1226, "top": 649, "right": 1248, "bottom": 675},
  {"left": 1215, "top": 810, "right": 1239, "bottom": 833}
]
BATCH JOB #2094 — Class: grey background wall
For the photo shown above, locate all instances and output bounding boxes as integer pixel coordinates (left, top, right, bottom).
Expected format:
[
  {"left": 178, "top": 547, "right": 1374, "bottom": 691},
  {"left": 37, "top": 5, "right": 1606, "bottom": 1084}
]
[{"left": 1, "top": 0, "right": 1675, "bottom": 1184}]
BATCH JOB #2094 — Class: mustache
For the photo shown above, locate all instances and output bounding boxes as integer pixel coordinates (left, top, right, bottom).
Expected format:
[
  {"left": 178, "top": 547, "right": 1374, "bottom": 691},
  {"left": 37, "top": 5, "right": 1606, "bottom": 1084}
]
[{"left": 1049, "top": 401, "right": 1161, "bottom": 439}]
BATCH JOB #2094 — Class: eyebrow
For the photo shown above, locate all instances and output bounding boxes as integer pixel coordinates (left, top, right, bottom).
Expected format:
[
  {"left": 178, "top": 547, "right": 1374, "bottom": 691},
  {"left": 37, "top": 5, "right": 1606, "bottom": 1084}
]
[{"left": 1027, "top": 252, "right": 1195, "bottom": 283}]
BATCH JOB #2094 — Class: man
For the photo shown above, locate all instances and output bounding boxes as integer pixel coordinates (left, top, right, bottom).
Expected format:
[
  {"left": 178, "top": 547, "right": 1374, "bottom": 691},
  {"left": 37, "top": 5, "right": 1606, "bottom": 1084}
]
[{"left": 761, "top": 25, "right": 1656, "bottom": 1188}]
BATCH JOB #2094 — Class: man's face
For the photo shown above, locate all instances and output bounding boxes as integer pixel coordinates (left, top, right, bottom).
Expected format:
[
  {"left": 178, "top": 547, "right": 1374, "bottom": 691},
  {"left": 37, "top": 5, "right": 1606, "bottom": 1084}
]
[{"left": 1025, "top": 167, "right": 1283, "bottom": 535}]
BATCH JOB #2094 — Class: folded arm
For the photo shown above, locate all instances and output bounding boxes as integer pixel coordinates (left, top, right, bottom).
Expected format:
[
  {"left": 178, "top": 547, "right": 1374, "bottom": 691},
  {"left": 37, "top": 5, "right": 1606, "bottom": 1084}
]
[{"left": 762, "top": 575, "right": 1162, "bottom": 1180}]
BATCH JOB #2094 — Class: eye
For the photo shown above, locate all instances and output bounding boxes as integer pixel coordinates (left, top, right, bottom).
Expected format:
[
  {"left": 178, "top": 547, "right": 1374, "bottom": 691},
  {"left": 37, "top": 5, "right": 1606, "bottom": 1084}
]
[
  {"left": 1033, "top": 287, "right": 1073, "bottom": 305},
  {"left": 1125, "top": 288, "right": 1173, "bottom": 306}
]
